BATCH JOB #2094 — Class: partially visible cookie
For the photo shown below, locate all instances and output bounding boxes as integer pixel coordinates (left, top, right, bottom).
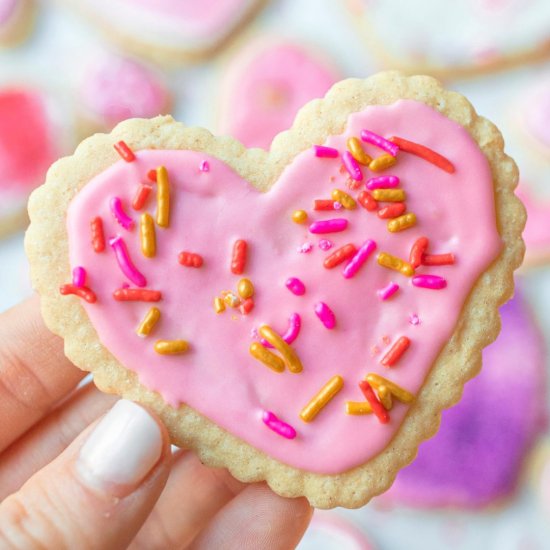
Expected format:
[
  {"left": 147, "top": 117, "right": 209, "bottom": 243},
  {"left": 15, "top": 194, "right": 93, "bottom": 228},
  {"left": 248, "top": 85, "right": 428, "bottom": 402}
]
[{"left": 0, "top": 0, "right": 35, "bottom": 47}]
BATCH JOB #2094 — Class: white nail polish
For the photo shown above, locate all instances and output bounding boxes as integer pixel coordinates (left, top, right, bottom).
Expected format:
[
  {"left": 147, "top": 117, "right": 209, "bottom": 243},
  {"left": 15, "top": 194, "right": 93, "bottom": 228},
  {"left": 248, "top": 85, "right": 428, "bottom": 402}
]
[{"left": 77, "top": 400, "right": 163, "bottom": 494}]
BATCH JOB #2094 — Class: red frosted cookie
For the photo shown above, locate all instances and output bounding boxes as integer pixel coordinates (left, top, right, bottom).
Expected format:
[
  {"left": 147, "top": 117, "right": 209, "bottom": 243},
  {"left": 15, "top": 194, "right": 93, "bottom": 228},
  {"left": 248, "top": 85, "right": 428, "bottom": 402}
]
[{"left": 25, "top": 72, "right": 524, "bottom": 508}]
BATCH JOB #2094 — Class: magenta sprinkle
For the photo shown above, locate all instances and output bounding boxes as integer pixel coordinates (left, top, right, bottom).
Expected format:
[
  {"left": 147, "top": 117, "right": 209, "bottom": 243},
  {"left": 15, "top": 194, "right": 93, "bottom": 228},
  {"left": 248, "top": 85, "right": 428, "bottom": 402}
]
[
  {"left": 318, "top": 239, "right": 333, "bottom": 251},
  {"left": 110, "top": 197, "right": 134, "bottom": 230},
  {"left": 200, "top": 160, "right": 210, "bottom": 172},
  {"left": 343, "top": 239, "right": 376, "bottom": 279},
  {"left": 378, "top": 281, "right": 399, "bottom": 300},
  {"left": 285, "top": 277, "right": 306, "bottom": 296},
  {"left": 313, "top": 145, "right": 339, "bottom": 158},
  {"left": 366, "top": 175, "right": 400, "bottom": 190},
  {"left": 72, "top": 266, "right": 86, "bottom": 288},
  {"left": 262, "top": 411, "right": 297, "bottom": 439},
  {"left": 309, "top": 218, "right": 348, "bottom": 234},
  {"left": 360, "top": 129, "right": 399, "bottom": 157},
  {"left": 412, "top": 274, "right": 447, "bottom": 290},
  {"left": 261, "top": 313, "right": 302, "bottom": 348},
  {"left": 109, "top": 235, "right": 147, "bottom": 287},
  {"left": 315, "top": 302, "right": 336, "bottom": 329},
  {"left": 342, "top": 150, "right": 363, "bottom": 181}
]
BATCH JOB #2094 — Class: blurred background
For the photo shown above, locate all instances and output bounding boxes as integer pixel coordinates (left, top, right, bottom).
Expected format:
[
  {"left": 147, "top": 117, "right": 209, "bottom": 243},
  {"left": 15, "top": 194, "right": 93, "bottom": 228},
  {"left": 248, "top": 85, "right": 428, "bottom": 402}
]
[{"left": 1, "top": 0, "right": 550, "bottom": 548}]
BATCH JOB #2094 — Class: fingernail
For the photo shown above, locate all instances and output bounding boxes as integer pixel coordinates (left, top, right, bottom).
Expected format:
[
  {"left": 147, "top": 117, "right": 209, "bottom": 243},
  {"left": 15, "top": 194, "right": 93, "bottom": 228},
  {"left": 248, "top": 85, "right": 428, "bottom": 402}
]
[{"left": 77, "top": 400, "right": 163, "bottom": 495}]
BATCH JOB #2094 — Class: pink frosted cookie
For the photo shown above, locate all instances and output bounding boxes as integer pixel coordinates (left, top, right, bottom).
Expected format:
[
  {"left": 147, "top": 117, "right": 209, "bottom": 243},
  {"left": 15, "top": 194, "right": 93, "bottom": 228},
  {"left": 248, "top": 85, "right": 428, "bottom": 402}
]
[
  {"left": 219, "top": 39, "right": 338, "bottom": 150},
  {"left": 0, "top": 0, "right": 35, "bottom": 46},
  {"left": 25, "top": 72, "right": 524, "bottom": 508}
]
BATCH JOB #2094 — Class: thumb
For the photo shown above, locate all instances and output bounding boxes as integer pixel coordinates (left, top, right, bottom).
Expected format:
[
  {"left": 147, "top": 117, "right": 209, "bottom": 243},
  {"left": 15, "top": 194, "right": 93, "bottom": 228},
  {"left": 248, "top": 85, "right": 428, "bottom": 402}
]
[{"left": 0, "top": 399, "right": 172, "bottom": 550}]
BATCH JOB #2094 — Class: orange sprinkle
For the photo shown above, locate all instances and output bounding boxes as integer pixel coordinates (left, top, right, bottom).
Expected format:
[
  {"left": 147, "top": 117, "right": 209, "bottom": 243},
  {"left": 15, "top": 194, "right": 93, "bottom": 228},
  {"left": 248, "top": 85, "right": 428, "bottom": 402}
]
[
  {"left": 132, "top": 183, "right": 153, "bottom": 210},
  {"left": 60, "top": 284, "right": 97, "bottom": 303},
  {"left": 113, "top": 140, "right": 135, "bottom": 162},
  {"left": 91, "top": 216, "right": 105, "bottom": 253},
  {"left": 359, "top": 381, "right": 389, "bottom": 424},
  {"left": 358, "top": 190, "right": 378, "bottom": 211},
  {"left": 381, "top": 336, "right": 410, "bottom": 367},
  {"left": 422, "top": 253, "right": 455, "bottom": 266},
  {"left": 323, "top": 244, "right": 356, "bottom": 269},
  {"left": 409, "top": 237, "right": 429, "bottom": 269},
  {"left": 178, "top": 251, "right": 204, "bottom": 268},
  {"left": 231, "top": 240, "right": 247, "bottom": 274},
  {"left": 377, "top": 203, "right": 406, "bottom": 219}
]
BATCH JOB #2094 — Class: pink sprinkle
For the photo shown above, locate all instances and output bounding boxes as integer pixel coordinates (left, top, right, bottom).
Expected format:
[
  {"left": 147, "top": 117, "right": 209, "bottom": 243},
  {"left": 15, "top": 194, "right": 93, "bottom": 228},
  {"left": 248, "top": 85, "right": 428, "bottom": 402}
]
[
  {"left": 110, "top": 197, "right": 134, "bottom": 230},
  {"left": 309, "top": 218, "right": 348, "bottom": 234},
  {"left": 409, "top": 313, "right": 421, "bottom": 326},
  {"left": 366, "top": 175, "right": 400, "bottom": 190},
  {"left": 262, "top": 411, "right": 297, "bottom": 439},
  {"left": 200, "top": 160, "right": 210, "bottom": 172},
  {"left": 360, "top": 129, "right": 399, "bottom": 156},
  {"left": 72, "top": 266, "right": 86, "bottom": 288},
  {"left": 333, "top": 201, "right": 343, "bottom": 210},
  {"left": 315, "top": 302, "right": 336, "bottom": 329},
  {"left": 342, "top": 151, "right": 363, "bottom": 181},
  {"left": 378, "top": 282, "right": 399, "bottom": 300},
  {"left": 109, "top": 235, "right": 147, "bottom": 287},
  {"left": 261, "top": 313, "right": 302, "bottom": 348},
  {"left": 298, "top": 242, "right": 313, "bottom": 253},
  {"left": 318, "top": 239, "right": 333, "bottom": 251},
  {"left": 343, "top": 239, "right": 376, "bottom": 279},
  {"left": 285, "top": 278, "right": 306, "bottom": 296},
  {"left": 313, "top": 145, "right": 339, "bottom": 158},
  {"left": 412, "top": 274, "right": 447, "bottom": 290}
]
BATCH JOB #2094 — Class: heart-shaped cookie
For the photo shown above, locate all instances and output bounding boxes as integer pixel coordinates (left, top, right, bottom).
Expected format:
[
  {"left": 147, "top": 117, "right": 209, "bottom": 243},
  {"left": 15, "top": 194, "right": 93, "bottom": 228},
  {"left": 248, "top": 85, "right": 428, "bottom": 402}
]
[{"left": 26, "top": 73, "right": 524, "bottom": 508}]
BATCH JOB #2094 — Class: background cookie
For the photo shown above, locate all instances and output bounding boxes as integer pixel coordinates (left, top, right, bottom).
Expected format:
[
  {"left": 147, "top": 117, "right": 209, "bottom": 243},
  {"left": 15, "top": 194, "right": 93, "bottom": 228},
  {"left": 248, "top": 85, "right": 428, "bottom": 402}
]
[{"left": 0, "top": 0, "right": 35, "bottom": 47}]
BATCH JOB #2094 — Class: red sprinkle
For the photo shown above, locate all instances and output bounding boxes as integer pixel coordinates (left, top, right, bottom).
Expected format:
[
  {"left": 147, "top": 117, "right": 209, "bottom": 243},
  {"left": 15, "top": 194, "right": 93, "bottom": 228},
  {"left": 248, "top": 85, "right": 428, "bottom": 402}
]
[
  {"left": 422, "top": 253, "right": 455, "bottom": 266},
  {"left": 409, "top": 237, "right": 429, "bottom": 269},
  {"left": 358, "top": 190, "right": 378, "bottom": 211},
  {"left": 147, "top": 169, "right": 157, "bottom": 182},
  {"left": 113, "top": 140, "right": 136, "bottom": 162},
  {"left": 323, "top": 244, "right": 357, "bottom": 269},
  {"left": 113, "top": 288, "right": 162, "bottom": 302},
  {"left": 381, "top": 336, "right": 410, "bottom": 367},
  {"left": 91, "top": 217, "right": 105, "bottom": 253},
  {"left": 231, "top": 240, "right": 247, "bottom": 274},
  {"left": 378, "top": 203, "right": 406, "bottom": 219},
  {"left": 132, "top": 183, "right": 153, "bottom": 210},
  {"left": 359, "top": 381, "right": 390, "bottom": 424},
  {"left": 390, "top": 136, "right": 455, "bottom": 173},
  {"left": 314, "top": 199, "right": 337, "bottom": 211},
  {"left": 178, "top": 251, "right": 204, "bottom": 268},
  {"left": 60, "top": 284, "right": 97, "bottom": 304},
  {"left": 240, "top": 298, "right": 254, "bottom": 315}
]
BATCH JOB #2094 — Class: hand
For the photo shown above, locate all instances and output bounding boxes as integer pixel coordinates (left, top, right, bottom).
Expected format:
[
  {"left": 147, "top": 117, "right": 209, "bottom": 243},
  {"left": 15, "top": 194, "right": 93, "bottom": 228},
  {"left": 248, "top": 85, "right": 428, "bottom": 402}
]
[{"left": 0, "top": 297, "right": 312, "bottom": 549}]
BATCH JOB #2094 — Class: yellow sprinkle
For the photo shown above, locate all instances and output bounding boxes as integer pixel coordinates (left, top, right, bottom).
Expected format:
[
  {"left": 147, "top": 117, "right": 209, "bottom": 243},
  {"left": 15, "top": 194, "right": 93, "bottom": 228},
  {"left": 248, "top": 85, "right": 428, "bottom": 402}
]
[
  {"left": 331, "top": 189, "right": 356, "bottom": 210},
  {"left": 156, "top": 166, "right": 170, "bottom": 228},
  {"left": 259, "top": 325, "right": 303, "bottom": 374},
  {"left": 345, "top": 401, "right": 373, "bottom": 415},
  {"left": 377, "top": 252, "right": 414, "bottom": 277},
  {"left": 223, "top": 292, "right": 240, "bottom": 308},
  {"left": 378, "top": 385, "right": 393, "bottom": 410},
  {"left": 366, "top": 373, "right": 415, "bottom": 403},
  {"left": 140, "top": 213, "right": 156, "bottom": 258},
  {"left": 369, "top": 153, "right": 397, "bottom": 172},
  {"left": 237, "top": 278, "right": 254, "bottom": 299},
  {"left": 154, "top": 339, "right": 189, "bottom": 354},
  {"left": 136, "top": 307, "right": 160, "bottom": 337},
  {"left": 300, "top": 375, "right": 344, "bottom": 422},
  {"left": 249, "top": 342, "right": 285, "bottom": 373},
  {"left": 372, "top": 189, "right": 405, "bottom": 202},
  {"left": 388, "top": 213, "right": 417, "bottom": 233},
  {"left": 292, "top": 210, "right": 308, "bottom": 224},
  {"left": 346, "top": 137, "right": 372, "bottom": 165},
  {"left": 214, "top": 297, "right": 225, "bottom": 314}
]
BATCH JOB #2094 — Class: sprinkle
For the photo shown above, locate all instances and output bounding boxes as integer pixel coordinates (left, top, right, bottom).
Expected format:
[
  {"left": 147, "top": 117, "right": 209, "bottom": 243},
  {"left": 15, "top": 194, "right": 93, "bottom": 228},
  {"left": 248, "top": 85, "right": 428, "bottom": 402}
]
[
  {"left": 113, "top": 288, "right": 161, "bottom": 302},
  {"left": 345, "top": 401, "right": 373, "bottom": 415},
  {"left": 249, "top": 342, "right": 285, "bottom": 372},
  {"left": 132, "top": 183, "right": 153, "bottom": 211},
  {"left": 147, "top": 169, "right": 157, "bottom": 182},
  {"left": 412, "top": 274, "right": 447, "bottom": 289},
  {"left": 231, "top": 239, "right": 247, "bottom": 274},
  {"left": 409, "top": 313, "right": 420, "bottom": 326},
  {"left": 366, "top": 373, "right": 415, "bottom": 403},
  {"left": 309, "top": 218, "right": 348, "bottom": 234},
  {"left": 313, "top": 145, "right": 339, "bottom": 158},
  {"left": 298, "top": 242, "right": 313, "bottom": 253},
  {"left": 323, "top": 244, "right": 356, "bottom": 269},
  {"left": 333, "top": 201, "right": 343, "bottom": 209},
  {"left": 377, "top": 281, "right": 399, "bottom": 300},
  {"left": 223, "top": 292, "right": 240, "bottom": 308},
  {"left": 136, "top": 307, "right": 161, "bottom": 337},
  {"left": 314, "top": 200, "right": 337, "bottom": 211},
  {"left": 261, "top": 313, "right": 301, "bottom": 348},
  {"left": 113, "top": 140, "right": 135, "bottom": 162},
  {"left": 259, "top": 325, "right": 303, "bottom": 374},
  {"left": 378, "top": 385, "right": 393, "bottom": 410},
  {"left": 342, "top": 151, "right": 363, "bottom": 181},
  {"left": 409, "top": 237, "right": 429, "bottom": 269},
  {"left": 60, "top": 284, "right": 97, "bottom": 303},
  {"left": 388, "top": 213, "right": 417, "bottom": 232},
  {"left": 91, "top": 217, "right": 105, "bottom": 253},
  {"left": 285, "top": 277, "right": 306, "bottom": 295},
  {"left": 318, "top": 239, "right": 333, "bottom": 251},
  {"left": 372, "top": 189, "right": 405, "bottom": 202},
  {"left": 292, "top": 209, "right": 308, "bottom": 224},
  {"left": 381, "top": 336, "right": 410, "bottom": 367},
  {"left": 359, "top": 381, "right": 390, "bottom": 424},
  {"left": 347, "top": 137, "right": 372, "bottom": 165},
  {"left": 214, "top": 297, "right": 225, "bottom": 313},
  {"left": 72, "top": 266, "right": 86, "bottom": 288},
  {"left": 378, "top": 203, "right": 406, "bottom": 219},
  {"left": 237, "top": 278, "right": 254, "bottom": 299},
  {"left": 366, "top": 175, "right": 400, "bottom": 190},
  {"left": 156, "top": 166, "right": 170, "bottom": 228},
  {"left": 262, "top": 411, "right": 297, "bottom": 439},
  {"left": 154, "top": 339, "right": 189, "bottom": 355},
  {"left": 343, "top": 239, "right": 376, "bottom": 279},
  {"left": 422, "top": 253, "right": 455, "bottom": 266},
  {"left": 140, "top": 213, "right": 156, "bottom": 258},
  {"left": 300, "top": 375, "right": 344, "bottom": 422},
  {"left": 314, "top": 302, "right": 336, "bottom": 329},
  {"left": 331, "top": 189, "right": 356, "bottom": 209},
  {"left": 200, "top": 160, "right": 210, "bottom": 172},
  {"left": 239, "top": 298, "right": 254, "bottom": 315},
  {"left": 110, "top": 235, "right": 147, "bottom": 287},
  {"left": 360, "top": 129, "right": 399, "bottom": 156},
  {"left": 377, "top": 252, "right": 414, "bottom": 277},
  {"left": 369, "top": 154, "right": 397, "bottom": 172},
  {"left": 358, "top": 190, "right": 378, "bottom": 211},
  {"left": 178, "top": 251, "right": 204, "bottom": 268},
  {"left": 390, "top": 136, "right": 455, "bottom": 173}
]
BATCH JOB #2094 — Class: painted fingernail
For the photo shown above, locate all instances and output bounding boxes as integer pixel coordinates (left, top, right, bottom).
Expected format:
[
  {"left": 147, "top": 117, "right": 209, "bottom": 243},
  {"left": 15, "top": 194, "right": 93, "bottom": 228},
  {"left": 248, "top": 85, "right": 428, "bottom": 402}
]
[{"left": 76, "top": 400, "right": 163, "bottom": 495}]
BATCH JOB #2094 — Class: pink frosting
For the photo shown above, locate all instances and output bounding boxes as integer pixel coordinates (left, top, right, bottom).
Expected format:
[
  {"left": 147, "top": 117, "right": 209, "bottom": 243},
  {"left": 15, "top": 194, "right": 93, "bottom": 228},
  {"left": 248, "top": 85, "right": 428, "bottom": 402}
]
[{"left": 67, "top": 100, "right": 500, "bottom": 474}]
